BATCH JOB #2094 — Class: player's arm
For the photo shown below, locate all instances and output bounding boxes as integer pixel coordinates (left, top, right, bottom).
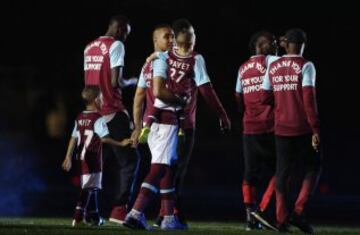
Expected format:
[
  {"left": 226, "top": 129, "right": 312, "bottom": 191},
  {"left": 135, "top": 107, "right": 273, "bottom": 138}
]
[
  {"left": 302, "top": 62, "right": 320, "bottom": 151},
  {"left": 260, "top": 66, "right": 274, "bottom": 105},
  {"left": 111, "top": 66, "right": 123, "bottom": 88},
  {"left": 146, "top": 51, "right": 160, "bottom": 63},
  {"left": 235, "top": 93, "right": 244, "bottom": 115},
  {"left": 153, "top": 77, "right": 185, "bottom": 105},
  {"left": 199, "top": 83, "right": 231, "bottom": 131},
  {"left": 195, "top": 55, "right": 231, "bottom": 131},
  {"left": 62, "top": 137, "right": 77, "bottom": 172},
  {"left": 110, "top": 41, "right": 126, "bottom": 88},
  {"left": 152, "top": 57, "right": 185, "bottom": 105},
  {"left": 131, "top": 71, "right": 147, "bottom": 146},
  {"left": 62, "top": 123, "right": 78, "bottom": 172},
  {"left": 235, "top": 70, "right": 245, "bottom": 117},
  {"left": 101, "top": 136, "right": 133, "bottom": 147},
  {"left": 94, "top": 117, "right": 134, "bottom": 148},
  {"left": 133, "top": 87, "right": 146, "bottom": 131}
]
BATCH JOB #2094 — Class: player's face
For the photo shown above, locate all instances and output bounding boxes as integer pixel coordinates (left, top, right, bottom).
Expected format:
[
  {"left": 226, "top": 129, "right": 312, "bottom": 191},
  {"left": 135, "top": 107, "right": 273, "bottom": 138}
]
[
  {"left": 176, "top": 26, "right": 196, "bottom": 47},
  {"left": 257, "top": 36, "right": 276, "bottom": 55},
  {"left": 94, "top": 97, "right": 101, "bottom": 110},
  {"left": 156, "top": 28, "right": 175, "bottom": 51}
]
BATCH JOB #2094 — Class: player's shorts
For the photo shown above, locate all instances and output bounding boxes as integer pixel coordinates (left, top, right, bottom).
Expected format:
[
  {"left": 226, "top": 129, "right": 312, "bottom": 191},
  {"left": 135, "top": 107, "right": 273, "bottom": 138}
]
[
  {"left": 81, "top": 172, "right": 102, "bottom": 189},
  {"left": 148, "top": 122, "right": 178, "bottom": 166}
]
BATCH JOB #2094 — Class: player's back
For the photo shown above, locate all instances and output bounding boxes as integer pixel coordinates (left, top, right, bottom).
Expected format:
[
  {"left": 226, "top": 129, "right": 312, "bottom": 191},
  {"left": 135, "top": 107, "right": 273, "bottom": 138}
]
[
  {"left": 268, "top": 55, "right": 312, "bottom": 136},
  {"left": 140, "top": 61, "right": 156, "bottom": 120},
  {"left": 238, "top": 55, "right": 274, "bottom": 134},
  {"left": 84, "top": 37, "right": 125, "bottom": 115},
  {"left": 75, "top": 110, "right": 103, "bottom": 174},
  {"left": 156, "top": 50, "right": 210, "bottom": 129},
  {"left": 84, "top": 37, "right": 115, "bottom": 85},
  {"left": 165, "top": 50, "right": 197, "bottom": 97}
]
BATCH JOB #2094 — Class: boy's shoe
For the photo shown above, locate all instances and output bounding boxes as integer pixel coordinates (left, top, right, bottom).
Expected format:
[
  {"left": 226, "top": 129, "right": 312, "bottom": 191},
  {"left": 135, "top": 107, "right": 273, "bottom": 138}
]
[{"left": 160, "top": 215, "right": 187, "bottom": 230}]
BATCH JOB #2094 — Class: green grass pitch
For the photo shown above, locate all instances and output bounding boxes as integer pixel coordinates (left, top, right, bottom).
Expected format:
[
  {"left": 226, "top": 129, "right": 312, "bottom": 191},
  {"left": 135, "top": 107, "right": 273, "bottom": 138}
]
[{"left": 1, "top": 218, "right": 359, "bottom": 235}]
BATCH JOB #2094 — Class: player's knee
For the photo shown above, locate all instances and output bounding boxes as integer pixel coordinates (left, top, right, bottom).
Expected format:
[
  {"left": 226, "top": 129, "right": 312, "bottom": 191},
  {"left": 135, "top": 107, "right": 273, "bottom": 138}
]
[{"left": 145, "top": 164, "right": 167, "bottom": 182}]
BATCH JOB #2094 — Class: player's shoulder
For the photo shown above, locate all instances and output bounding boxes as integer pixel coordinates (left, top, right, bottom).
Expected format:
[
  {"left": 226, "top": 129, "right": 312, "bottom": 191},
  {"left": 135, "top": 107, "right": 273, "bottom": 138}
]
[
  {"left": 193, "top": 52, "right": 205, "bottom": 63},
  {"left": 110, "top": 40, "right": 125, "bottom": 51},
  {"left": 81, "top": 110, "right": 102, "bottom": 120},
  {"left": 302, "top": 60, "right": 315, "bottom": 71},
  {"left": 157, "top": 51, "right": 169, "bottom": 60},
  {"left": 76, "top": 110, "right": 87, "bottom": 120},
  {"left": 266, "top": 55, "right": 280, "bottom": 61},
  {"left": 113, "top": 39, "right": 124, "bottom": 46},
  {"left": 302, "top": 57, "right": 313, "bottom": 65},
  {"left": 153, "top": 51, "right": 169, "bottom": 68},
  {"left": 286, "top": 55, "right": 312, "bottom": 68},
  {"left": 141, "top": 60, "right": 151, "bottom": 70},
  {"left": 268, "top": 55, "right": 284, "bottom": 68},
  {"left": 240, "top": 55, "right": 259, "bottom": 67},
  {"left": 94, "top": 111, "right": 103, "bottom": 118},
  {"left": 238, "top": 59, "right": 249, "bottom": 71},
  {"left": 266, "top": 55, "right": 280, "bottom": 66},
  {"left": 94, "top": 115, "right": 106, "bottom": 124}
]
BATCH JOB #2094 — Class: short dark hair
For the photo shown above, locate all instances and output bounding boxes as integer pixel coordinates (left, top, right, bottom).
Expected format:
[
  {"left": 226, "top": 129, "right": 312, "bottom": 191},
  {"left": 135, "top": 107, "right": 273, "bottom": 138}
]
[
  {"left": 172, "top": 18, "right": 192, "bottom": 38},
  {"left": 248, "top": 30, "right": 275, "bottom": 54},
  {"left": 109, "top": 15, "right": 130, "bottom": 27},
  {"left": 284, "top": 28, "right": 307, "bottom": 44},
  {"left": 81, "top": 86, "right": 100, "bottom": 105},
  {"left": 153, "top": 23, "right": 172, "bottom": 32}
]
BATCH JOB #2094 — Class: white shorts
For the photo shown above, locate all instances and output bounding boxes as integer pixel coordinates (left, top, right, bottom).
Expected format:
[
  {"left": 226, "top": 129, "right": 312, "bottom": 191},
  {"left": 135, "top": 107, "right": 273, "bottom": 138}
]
[
  {"left": 148, "top": 123, "right": 178, "bottom": 166},
  {"left": 81, "top": 172, "right": 102, "bottom": 189}
]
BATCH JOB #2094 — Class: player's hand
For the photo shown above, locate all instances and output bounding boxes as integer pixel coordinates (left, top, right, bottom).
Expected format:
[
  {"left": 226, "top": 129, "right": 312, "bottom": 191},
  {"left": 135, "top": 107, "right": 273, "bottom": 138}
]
[
  {"left": 131, "top": 128, "right": 141, "bottom": 147},
  {"left": 62, "top": 157, "right": 72, "bottom": 172},
  {"left": 312, "top": 133, "right": 320, "bottom": 152},
  {"left": 146, "top": 52, "right": 159, "bottom": 63},
  {"left": 219, "top": 116, "right": 231, "bottom": 134},
  {"left": 120, "top": 138, "right": 133, "bottom": 147}
]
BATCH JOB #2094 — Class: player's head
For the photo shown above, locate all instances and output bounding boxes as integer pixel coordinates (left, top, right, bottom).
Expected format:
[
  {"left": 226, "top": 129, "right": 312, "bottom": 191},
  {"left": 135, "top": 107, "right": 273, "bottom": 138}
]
[
  {"left": 108, "top": 15, "right": 131, "bottom": 42},
  {"left": 81, "top": 86, "right": 100, "bottom": 108},
  {"left": 280, "top": 28, "right": 307, "bottom": 55},
  {"left": 172, "top": 18, "right": 195, "bottom": 49},
  {"left": 249, "top": 31, "right": 277, "bottom": 56},
  {"left": 153, "top": 24, "right": 174, "bottom": 52}
]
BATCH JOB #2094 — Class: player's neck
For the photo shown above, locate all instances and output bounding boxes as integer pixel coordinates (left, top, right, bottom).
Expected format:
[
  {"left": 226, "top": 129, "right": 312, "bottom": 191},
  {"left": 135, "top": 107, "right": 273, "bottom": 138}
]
[
  {"left": 104, "top": 30, "right": 115, "bottom": 38},
  {"left": 85, "top": 104, "right": 97, "bottom": 112},
  {"left": 154, "top": 47, "right": 165, "bottom": 52},
  {"left": 286, "top": 51, "right": 301, "bottom": 55}
]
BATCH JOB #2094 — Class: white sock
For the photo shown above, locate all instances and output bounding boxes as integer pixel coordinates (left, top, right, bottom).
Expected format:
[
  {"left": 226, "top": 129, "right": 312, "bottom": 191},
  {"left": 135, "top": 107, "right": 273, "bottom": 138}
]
[
  {"left": 163, "top": 215, "right": 174, "bottom": 222},
  {"left": 130, "top": 209, "right": 142, "bottom": 220}
]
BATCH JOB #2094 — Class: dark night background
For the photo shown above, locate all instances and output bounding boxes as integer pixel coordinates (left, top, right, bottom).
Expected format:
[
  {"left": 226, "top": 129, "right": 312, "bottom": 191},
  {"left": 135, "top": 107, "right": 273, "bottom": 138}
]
[{"left": 0, "top": 0, "right": 359, "bottom": 224}]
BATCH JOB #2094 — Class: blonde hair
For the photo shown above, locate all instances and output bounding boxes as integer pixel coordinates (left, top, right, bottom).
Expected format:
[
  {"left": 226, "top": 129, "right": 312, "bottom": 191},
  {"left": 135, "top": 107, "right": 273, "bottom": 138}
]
[{"left": 81, "top": 86, "right": 100, "bottom": 104}]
